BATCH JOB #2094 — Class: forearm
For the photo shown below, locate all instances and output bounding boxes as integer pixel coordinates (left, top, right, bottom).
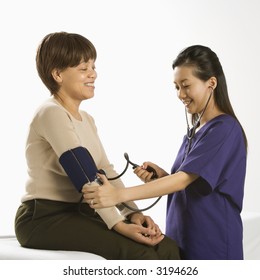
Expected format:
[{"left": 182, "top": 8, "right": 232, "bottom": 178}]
[
  {"left": 95, "top": 207, "right": 125, "bottom": 229},
  {"left": 83, "top": 171, "right": 198, "bottom": 209},
  {"left": 120, "top": 171, "right": 198, "bottom": 202}
]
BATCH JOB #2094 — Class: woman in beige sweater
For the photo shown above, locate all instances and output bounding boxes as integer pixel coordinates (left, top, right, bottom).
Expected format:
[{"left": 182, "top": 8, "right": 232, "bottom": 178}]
[{"left": 14, "top": 32, "right": 180, "bottom": 260}]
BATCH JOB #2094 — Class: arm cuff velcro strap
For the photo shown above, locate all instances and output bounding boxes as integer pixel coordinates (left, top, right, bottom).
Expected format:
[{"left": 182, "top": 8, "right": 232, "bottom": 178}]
[{"left": 59, "top": 146, "right": 98, "bottom": 192}]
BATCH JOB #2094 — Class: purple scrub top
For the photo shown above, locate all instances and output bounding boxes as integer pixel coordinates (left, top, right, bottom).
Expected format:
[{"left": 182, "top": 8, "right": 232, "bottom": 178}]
[{"left": 166, "top": 114, "right": 247, "bottom": 260}]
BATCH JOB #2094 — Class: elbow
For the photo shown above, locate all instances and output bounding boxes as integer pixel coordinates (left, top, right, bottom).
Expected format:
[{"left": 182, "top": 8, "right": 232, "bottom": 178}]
[{"left": 175, "top": 171, "right": 199, "bottom": 191}]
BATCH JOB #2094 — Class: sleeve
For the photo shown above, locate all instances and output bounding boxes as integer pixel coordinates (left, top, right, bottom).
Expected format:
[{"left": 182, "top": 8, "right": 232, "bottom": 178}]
[
  {"left": 87, "top": 183, "right": 126, "bottom": 229},
  {"left": 178, "top": 120, "right": 236, "bottom": 193},
  {"left": 35, "top": 105, "right": 126, "bottom": 229},
  {"left": 36, "top": 105, "right": 81, "bottom": 157}
]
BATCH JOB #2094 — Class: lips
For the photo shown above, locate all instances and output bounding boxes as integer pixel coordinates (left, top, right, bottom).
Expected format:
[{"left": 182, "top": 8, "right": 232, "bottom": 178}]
[
  {"left": 84, "top": 82, "right": 95, "bottom": 87},
  {"left": 183, "top": 100, "right": 192, "bottom": 107}
]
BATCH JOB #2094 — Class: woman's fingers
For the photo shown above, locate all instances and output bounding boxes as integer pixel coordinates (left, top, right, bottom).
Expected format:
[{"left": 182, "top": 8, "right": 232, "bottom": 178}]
[
  {"left": 96, "top": 172, "right": 108, "bottom": 184},
  {"left": 134, "top": 166, "right": 153, "bottom": 183},
  {"left": 82, "top": 175, "right": 120, "bottom": 208}
]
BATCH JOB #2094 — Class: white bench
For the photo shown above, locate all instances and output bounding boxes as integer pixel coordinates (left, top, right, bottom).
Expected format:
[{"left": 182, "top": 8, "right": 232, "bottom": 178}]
[{"left": 0, "top": 235, "right": 105, "bottom": 260}]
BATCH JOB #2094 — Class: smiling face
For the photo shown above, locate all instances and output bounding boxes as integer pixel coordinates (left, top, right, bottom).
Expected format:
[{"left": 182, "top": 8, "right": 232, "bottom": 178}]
[
  {"left": 173, "top": 66, "right": 214, "bottom": 115},
  {"left": 53, "top": 59, "right": 97, "bottom": 103}
]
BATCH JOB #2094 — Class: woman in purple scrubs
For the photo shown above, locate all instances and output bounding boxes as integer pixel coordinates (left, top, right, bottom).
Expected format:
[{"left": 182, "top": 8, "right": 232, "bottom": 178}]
[{"left": 84, "top": 45, "right": 248, "bottom": 260}]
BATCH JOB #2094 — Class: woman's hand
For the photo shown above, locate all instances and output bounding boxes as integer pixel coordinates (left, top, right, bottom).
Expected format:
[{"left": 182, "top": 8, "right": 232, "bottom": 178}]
[
  {"left": 128, "top": 212, "right": 162, "bottom": 238},
  {"left": 82, "top": 173, "right": 122, "bottom": 208},
  {"left": 134, "top": 162, "right": 169, "bottom": 183},
  {"left": 113, "top": 221, "right": 164, "bottom": 246}
]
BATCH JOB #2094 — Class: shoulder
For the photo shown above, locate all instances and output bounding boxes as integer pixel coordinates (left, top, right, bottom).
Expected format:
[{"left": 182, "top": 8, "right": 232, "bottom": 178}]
[
  {"left": 197, "top": 114, "right": 243, "bottom": 147},
  {"left": 29, "top": 99, "right": 74, "bottom": 134},
  {"left": 205, "top": 114, "right": 240, "bottom": 134},
  {"left": 209, "top": 114, "right": 236, "bottom": 126},
  {"left": 36, "top": 98, "right": 67, "bottom": 116},
  {"left": 32, "top": 98, "right": 70, "bottom": 122},
  {"left": 204, "top": 114, "right": 244, "bottom": 148}
]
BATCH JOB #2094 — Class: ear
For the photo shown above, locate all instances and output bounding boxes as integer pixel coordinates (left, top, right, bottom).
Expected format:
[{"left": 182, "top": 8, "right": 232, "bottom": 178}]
[
  {"left": 208, "top": 77, "right": 217, "bottom": 90},
  {"left": 51, "top": 69, "right": 63, "bottom": 83}
]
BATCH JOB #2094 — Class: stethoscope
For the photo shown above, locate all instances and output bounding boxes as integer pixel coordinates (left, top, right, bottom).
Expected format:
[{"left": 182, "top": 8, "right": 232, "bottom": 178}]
[
  {"left": 107, "top": 153, "right": 158, "bottom": 181},
  {"left": 105, "top": 88, "right": 213, "bottom": 212},
  {"left": 106, "top": 153, "right": 162, "bottom": 212},
  {"left": 78, "top": 151, "right": 161, "bottom": 213},
  {"left": 80, "top": 88, "right": 213, "bottom": 213},
  {"left": 184, "top": 88, "right": 213, "bottom": 158}
]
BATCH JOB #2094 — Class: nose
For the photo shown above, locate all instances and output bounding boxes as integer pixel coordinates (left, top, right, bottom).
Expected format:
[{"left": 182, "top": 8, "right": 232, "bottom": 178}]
[
  {"left": 177, "top": 88, "right": 187, "bottom": 100},
  {"left": 89, "top": 68, "right": 97, "bottom": 79}
]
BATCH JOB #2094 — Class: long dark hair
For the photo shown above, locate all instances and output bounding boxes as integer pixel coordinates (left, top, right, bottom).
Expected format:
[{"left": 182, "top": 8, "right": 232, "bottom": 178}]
[{"left": 172, "top": 45, "right": 247, "bottom": 150}]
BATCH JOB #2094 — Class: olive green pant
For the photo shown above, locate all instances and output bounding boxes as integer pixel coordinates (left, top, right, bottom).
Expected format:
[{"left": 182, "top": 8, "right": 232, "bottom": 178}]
[{"left": 15, "top": 199, "right": 180, "bottom": 260}]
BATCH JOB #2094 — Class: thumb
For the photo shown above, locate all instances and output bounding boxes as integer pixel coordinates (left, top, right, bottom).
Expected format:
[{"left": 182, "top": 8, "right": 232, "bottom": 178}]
[
  {"left": 134, "top": 220, "right": 142, "bottom": 226},
  {"left": 96, "top": 172, "right": 108, "bottom": 184}
]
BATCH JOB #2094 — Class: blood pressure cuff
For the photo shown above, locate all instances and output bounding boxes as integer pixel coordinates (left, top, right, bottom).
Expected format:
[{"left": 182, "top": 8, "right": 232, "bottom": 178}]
[{"left": 59, "top": 146, "right": 99, "bottom": 192}]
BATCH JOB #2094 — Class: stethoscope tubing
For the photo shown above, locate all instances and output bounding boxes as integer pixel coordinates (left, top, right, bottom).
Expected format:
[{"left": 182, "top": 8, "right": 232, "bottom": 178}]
[{"left": 106, "top": 153, "right": 161, "bottom": 212}]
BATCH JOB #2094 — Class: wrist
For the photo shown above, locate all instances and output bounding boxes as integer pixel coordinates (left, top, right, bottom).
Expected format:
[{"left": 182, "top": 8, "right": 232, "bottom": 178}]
[
  {"left": 128, "top": 212, "right": 143, "bottom": 220},
  {"left": 120, "top": 187, "right": 132, "bottom": 203},
  {"left": 118, "top": 187, "right": 128, "bottom": 203},
  {"left": 112, "top": 220, "right": 126, "bottom": 232}
]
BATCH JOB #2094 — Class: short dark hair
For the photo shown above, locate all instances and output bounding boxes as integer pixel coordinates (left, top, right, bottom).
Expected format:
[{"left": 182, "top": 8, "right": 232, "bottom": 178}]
[{"left": 36, "top": 32, "right": 97, "bottom": 95}]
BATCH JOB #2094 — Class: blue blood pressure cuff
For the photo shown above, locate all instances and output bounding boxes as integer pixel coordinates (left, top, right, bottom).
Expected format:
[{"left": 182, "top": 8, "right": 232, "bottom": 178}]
[{"left": 59, "top": 146, "right": 99, "bottom": 192}]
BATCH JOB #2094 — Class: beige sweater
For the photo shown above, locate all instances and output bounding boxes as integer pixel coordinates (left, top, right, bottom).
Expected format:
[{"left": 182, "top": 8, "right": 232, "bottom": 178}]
[{"left": 22, "top": 98, "right": 138, "bottom": 229}]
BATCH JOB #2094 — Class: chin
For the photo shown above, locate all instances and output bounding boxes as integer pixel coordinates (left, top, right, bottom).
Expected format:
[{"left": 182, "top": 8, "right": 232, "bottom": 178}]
[
  {"left": 84, "top": 93, "right": 94, "bottom": 100},
  {"left": 186, "top": 108, "right": 193, "bottom": 114}
]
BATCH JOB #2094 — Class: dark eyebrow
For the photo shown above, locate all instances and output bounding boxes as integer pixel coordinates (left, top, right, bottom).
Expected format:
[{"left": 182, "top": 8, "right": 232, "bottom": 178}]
[{"left": 174, "top": 78, "right": 188, "bottom": 85}]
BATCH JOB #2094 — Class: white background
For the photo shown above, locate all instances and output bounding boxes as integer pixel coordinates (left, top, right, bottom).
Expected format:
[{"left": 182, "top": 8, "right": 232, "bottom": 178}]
[{"left": 0, "top": 0, "right": 259, "bottom": 237}]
